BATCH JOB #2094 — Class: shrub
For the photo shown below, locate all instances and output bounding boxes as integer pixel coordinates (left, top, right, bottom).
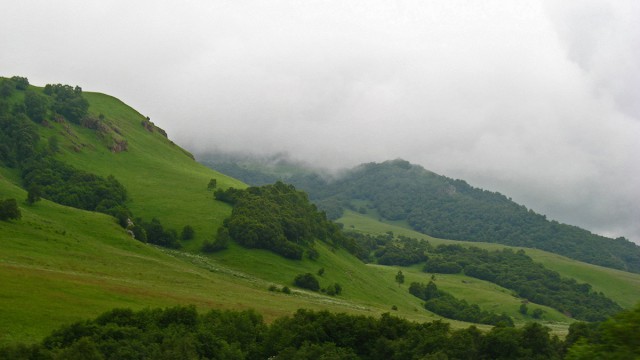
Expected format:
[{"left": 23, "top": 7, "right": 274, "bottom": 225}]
[
  {"left": 0, "top": 198, "right": 21, "bottom": 221},
  {"left": 326, "top": 283, "right": 342, "bottom": 296},
  {"left": 293, "top": 273, "right": 320, "bottom": 292},
  {"left": 181, "top": 225, "right": 195, "bottom": 240}
]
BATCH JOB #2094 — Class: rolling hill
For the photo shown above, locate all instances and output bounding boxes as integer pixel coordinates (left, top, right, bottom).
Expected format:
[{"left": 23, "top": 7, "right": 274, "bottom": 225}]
[
  {"left": 199, "top": 154, "right": 640, "bottom": 273},
  {"left": 1, "top": 76, "right": 639, "bottom": 347}
]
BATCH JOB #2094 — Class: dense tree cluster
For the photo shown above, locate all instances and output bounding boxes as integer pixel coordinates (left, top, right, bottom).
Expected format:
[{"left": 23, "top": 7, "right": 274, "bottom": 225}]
[
  {"left": 214, "top": 181, "right": 348, "bottom": 260},
  {"left": 0, "top": 107, "right": 40, "bottom": 167},
  {"left": 0, "top": 305, "right": 590, "bottom": 360},
  {"left": 43, "top": 83, "right": 89, "bottom": 124},
  {"left": 21, "top": 158, "right": 128, "bottom": 219},
  {"left": 409, "top": 281, "right": 514, "bottom": 326},
  {"left": 293, "top": 273, "right": 320, "bottom": 291},
  {"left": 206, "top": 157, "right": 640, "bottom": 274},
  {"left": 562, "top": 303, "right": 640, "bottom": 359},
  {"left": 428, "top": 245, "right": 622, "bottom": 321},
  {"left": 130, "top": 217, "right": 181, "bottom": 249},
  {"left": 345, "top": 231, "right": 431, "bottom": 265}
]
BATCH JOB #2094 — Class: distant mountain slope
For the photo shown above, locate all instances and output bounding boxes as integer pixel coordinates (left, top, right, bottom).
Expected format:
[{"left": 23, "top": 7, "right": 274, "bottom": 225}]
[{"left": 200, "top": 155, "right": 640, "bottom": 273}]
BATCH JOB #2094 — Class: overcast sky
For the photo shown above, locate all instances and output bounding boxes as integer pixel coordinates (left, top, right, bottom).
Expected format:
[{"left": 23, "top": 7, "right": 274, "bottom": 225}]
[{"left": 2, "top": 0, "right": 639, "bottom": 244}]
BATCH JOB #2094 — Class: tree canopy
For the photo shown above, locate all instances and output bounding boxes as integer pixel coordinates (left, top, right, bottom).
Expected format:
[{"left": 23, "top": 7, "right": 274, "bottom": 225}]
[{"left": 215, "top": 181, "right": 348, "bottom": 259}]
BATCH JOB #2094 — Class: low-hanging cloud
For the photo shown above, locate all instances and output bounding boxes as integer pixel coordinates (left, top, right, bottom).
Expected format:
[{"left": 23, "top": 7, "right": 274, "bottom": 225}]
[{"left": 2, "top": 0, "right": 639, "bottom": 243}]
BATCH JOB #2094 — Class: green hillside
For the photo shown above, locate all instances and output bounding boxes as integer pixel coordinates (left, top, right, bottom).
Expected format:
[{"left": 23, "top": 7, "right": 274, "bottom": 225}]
[
  {"left": 0, "top": 175, "right": 399, "bottom": 344},
  {"left": 199, "top": 154, "right": 640, "bottom": 273},
  {"left": 1, "top": 77, "right": 638, "bottom": 347},
  {"left": 46, "top": 92, "right": 245, "bottom": 248}
]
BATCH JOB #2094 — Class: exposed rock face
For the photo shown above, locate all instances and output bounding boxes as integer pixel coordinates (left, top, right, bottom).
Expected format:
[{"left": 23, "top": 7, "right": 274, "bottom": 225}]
[
  {"left": 141, "top": 119, "right": 155, "bottom": 132},
  {"left": 110, "top": 138, "right": 128, "bottom": 153},
  {"left": 141, "top": 119, "right": 168, "bottom": 138}
]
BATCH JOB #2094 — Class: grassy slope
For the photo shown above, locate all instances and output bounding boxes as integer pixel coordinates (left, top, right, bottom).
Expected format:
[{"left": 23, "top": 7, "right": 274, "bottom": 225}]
[
  {"left": 339, "top": 210, "right": 640, "bottom": 309},
  {"left": 39, "top": 92, "right": 246, "bottom": 251},
  {"left": 1, "top": 176, "right": 413, "bottom": 344}
]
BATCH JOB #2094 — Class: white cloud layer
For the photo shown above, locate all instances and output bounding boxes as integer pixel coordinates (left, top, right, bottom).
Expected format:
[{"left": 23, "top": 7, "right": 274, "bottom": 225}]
[{"left": 2, "top": 0, "right": 639, "bottom": 243}]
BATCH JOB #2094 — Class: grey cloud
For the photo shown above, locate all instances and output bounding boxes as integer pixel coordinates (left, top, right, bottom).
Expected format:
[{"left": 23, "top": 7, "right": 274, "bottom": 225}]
[{"left": 2, "top": 0, "right": 638, "bottom": 243}]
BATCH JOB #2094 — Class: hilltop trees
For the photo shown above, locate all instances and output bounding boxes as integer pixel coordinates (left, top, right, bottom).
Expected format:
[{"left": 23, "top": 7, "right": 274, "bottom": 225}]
[{"left": 43, "top": 83, "right": 89, "bottom": 124}]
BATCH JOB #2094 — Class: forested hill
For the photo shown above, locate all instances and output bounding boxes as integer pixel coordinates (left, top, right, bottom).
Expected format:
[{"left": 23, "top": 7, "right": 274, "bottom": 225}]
[{"left": 199, "top": 156, "right": 640, "bottom": 274}]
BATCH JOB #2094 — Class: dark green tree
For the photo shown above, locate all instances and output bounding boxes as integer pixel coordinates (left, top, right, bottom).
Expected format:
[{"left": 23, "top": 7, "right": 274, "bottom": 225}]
[
  {"left": 532, "top": 308, "right": 544, "bottom": 319},
  {"left": 24, "top": 90, "right": 48, "bottom": 123},
  {"left": 181, "top": 225, "right": 195, "bottom": 240},
  {"left": 0, "top": 79, "right": 14, "bottom": 98},
  {"left": 43, "top": 83, "right": 89, "bottom": 124},
  {"left": 0, "top": 198, "right": 21, "bottom": 221},
  {"left": 202, "top": 227, "right": 230, "bottom": 253},
  {"left": 326, "top": 283, "right": 342, "bottom": 296},
  {"left": 10, "top": 76, "right": 29, "bottom": 90},
  {"left": 207, "top": 178, "right": 217, "bottom": 190},
  {"left": 48, "top": 135, "right": 59, "bottom": 153},
  {"left": 26, "top": 184, "right": 42, "bottom": 205},
  {"left": 395, "top": 270, "right": 405, "bottom": 284},
  {"left": 294, "top": 273, "right": 320, "bottom": 292}
]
